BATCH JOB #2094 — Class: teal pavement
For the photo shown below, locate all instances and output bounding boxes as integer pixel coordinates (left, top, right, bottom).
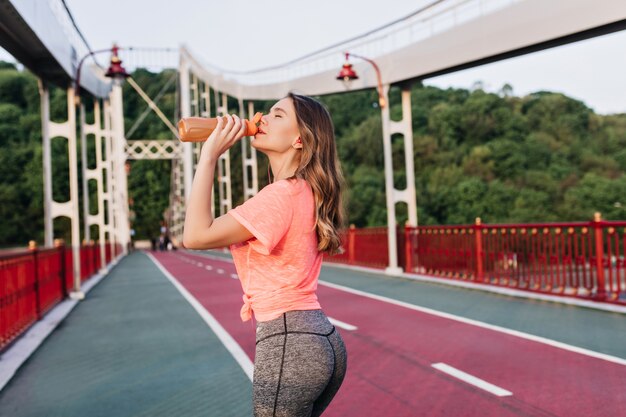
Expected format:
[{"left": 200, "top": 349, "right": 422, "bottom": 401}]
[
  {"left": 0, "top": 251, "right": 252, "bottom": 417},
  {"left": 2, "top": 249, "right": 625, "bottom": 417}
]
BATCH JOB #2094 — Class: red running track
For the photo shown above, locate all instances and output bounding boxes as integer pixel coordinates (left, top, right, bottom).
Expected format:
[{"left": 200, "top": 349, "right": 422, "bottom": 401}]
[{"left": 150, "top": 251, "right": 626, "bottom": 417}]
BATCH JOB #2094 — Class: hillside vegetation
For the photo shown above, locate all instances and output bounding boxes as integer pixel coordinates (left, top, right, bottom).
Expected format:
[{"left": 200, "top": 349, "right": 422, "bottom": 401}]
[{"left": 0, "top": 62, "right": 624, "bottom": 245}]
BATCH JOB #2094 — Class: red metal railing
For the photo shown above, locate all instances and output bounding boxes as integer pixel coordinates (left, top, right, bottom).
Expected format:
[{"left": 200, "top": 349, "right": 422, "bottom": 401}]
[
  {"left": 0, "top": 240, "right": 122, "bottom": 352},
  {"left": 325, "top": 215, "right": 626, "bottom": 305},
  {"left": 324, "top": 225, "right": 389, "bottom": 269},
  {"left": 80, "top": 241, "right": 105, "bottom": 282},
  {"left": 408, "top": 216, "right": 626, "bottom": 303}
]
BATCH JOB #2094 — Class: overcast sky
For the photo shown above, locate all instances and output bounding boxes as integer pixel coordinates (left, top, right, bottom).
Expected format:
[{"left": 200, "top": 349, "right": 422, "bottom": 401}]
[{"left": 1, "top": 0, "right": 625, "bottom": 114}]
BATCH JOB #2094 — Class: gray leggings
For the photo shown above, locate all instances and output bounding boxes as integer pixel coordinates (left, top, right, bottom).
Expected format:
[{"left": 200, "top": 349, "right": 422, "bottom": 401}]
[{"left": 253, "top": 309, "right": 348, "bottom": 417}]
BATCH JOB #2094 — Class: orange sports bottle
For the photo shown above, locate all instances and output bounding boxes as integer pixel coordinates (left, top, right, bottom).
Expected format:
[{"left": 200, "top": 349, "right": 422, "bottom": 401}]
[{"left": 177, "top": 112, "right": 263, "bottom": 142}]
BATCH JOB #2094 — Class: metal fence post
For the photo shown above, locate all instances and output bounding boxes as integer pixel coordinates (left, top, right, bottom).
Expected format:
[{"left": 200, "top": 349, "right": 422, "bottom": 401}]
[
  {"left": 348, "top": 224, "right": 356, "bottom": 265},
  {"left": 28, "top": 240, "right": 41, "bottom": 320},
  {"left": 593, "top": 212, "right": 607, "bottom": 300},
  {"left": 475, "top": 218, "right": 484, "bottom": 282},
  {"left": 55, "top": 239, "right": 67, "bottom": 297},
  {"left": 405, "top": 222, "right": 413, "bottom": 273}
]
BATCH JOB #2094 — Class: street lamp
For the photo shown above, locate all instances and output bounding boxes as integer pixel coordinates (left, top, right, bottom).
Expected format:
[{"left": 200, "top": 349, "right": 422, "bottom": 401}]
[
  {"left": 336, "top": 51, "right": 418, "bottom": 275},
  {"left": 336, "top": 52, "right": 386, "bottom": 108},
  {"left": 74, "top": 44, "right": 132, "bottom": 260},
  {"left": 74, "top": 44, "right": 130, "bottom": 104}
]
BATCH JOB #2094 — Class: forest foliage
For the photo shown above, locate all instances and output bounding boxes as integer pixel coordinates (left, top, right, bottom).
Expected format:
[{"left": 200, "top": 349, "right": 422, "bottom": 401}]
[{"left": 0, "top": 61, "right": 624, "bottom": 246}]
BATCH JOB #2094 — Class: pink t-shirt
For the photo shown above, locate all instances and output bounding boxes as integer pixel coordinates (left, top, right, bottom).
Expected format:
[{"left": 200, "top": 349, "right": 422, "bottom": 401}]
[{"left": 227, "top": 177, "right": 323, "bottom": 322}]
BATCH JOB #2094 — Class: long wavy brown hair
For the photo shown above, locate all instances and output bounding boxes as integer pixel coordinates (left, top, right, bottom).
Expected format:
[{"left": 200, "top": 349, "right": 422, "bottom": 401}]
[{"left": 283, "top": 92, "right": 347, "bottom": 255}]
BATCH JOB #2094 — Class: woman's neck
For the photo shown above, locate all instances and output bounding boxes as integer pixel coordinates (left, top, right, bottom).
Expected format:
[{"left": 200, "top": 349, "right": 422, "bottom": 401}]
[{"left": 269, "top": 155, "right": 299, "bottom": 182}]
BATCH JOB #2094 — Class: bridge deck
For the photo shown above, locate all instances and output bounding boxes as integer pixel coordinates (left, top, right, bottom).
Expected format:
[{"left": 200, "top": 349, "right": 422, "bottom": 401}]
[{"left": 1, "top": 250, "right": 625, "bottom": 416}]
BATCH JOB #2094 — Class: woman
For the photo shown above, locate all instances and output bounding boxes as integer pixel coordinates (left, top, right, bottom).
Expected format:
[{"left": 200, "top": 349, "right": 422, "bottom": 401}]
[{"left": 183, "top": 92, "right": 348, "bottom": 417}]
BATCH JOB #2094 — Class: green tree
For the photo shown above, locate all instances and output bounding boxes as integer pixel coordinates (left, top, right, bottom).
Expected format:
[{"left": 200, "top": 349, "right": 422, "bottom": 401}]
[
  {"left": 561, "top": 173, "right": 626, "bottom": 220},
  {"left": 3, "top": 59, "right": 626, "bottom": 247}
]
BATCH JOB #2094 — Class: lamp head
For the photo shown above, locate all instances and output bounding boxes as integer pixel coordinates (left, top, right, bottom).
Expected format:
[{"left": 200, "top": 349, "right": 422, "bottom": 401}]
[
  {"left": 105, "top": 44, "right": 130, "bottom": 81},
  {"left": 336, "top": 53, "right": 358, "bottom": 89}
]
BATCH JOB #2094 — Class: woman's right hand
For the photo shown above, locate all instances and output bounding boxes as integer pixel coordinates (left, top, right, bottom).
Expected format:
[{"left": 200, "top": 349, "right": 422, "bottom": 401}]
[{"left": 201, "top": 113, "right": 247, "bottom": 162}]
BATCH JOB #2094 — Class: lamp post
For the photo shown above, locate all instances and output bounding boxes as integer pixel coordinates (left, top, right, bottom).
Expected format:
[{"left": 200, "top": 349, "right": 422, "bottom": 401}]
[
  {"left": 104, "top": 46, "right": 132, "bottom": 258},
  {"left": 52, "top": 44, "right": 129, "bottom": 300},
  {"left": 75, "top": 44, "right": 131, "bottom": 282},
  {"left": 337, "top": 52, "right": 418, "bottom": 275}
]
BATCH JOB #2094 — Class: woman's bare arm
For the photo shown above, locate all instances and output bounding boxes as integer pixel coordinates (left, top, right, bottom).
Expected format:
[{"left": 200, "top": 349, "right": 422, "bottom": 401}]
[{"left": 182, "top": 115, "right": 254, "bottom": 249}]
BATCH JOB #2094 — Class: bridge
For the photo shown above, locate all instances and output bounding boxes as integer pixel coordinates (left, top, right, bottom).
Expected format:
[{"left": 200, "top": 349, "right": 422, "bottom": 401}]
[{"left": 1, "top": 0, "right": 625, "bottom": 415}]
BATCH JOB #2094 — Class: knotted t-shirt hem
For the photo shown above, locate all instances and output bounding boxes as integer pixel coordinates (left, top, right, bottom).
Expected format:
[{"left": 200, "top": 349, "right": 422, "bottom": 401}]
[{"left": 245, "top": 300, "right": 322, "bottom": 322}]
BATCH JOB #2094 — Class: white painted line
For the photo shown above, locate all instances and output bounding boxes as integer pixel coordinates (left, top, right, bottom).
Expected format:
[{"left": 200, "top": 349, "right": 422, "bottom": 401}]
[
  {"left": 184, "top": 250, "right": 626, "bottom": 366},
  {"left": 318, "top": 280, "right": 626, "bottom": 366},
  {"left": 205, "top": 265, "right": 213, "bottom": 271},
  {"left": 197, "top": 262, "right": 203, "bottom": 267},
  {"left": 432, "top": 363, "right": 512, "bottom": 397},
  {"left": 230, "top": 274, "right": 239, "bottom": 280},
  {"left": 328, "top": 317, "right": 358, "bottom": 331},
  {"left": 325, "top": 261, "right": 626, "bottom": 315},
  {"left": 217, "top": 268, "right": 224, "bottom": 274},
  {"left": 146, "top": 253, "right": 253, "bottom": 380}
]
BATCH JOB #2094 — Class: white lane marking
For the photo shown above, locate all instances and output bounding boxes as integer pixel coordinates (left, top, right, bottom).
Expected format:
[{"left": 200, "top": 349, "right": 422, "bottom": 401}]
[
  {"left": 231, "top": 274, "right": 239, "bottom": 280},
  {"left": 318, "top": 280, "right": 626, "bottom": 366},
  {"left": 217, "top": 268, "right": 224, "bottom": 274},
  {"left": 432, "top": 363, "right": 513, "bottom": 397},
  {"left": 184, "top": 251, "right": 626, "bottom": 366},
  {"left": 328, "top": 262, "right": 626, "bottom": 315},
  {"left": 328, "top": 317, "right": 357, "bottom": 331},
  {"left": 146, "top": 253, "right": 253, "bottom": 380},
  {"left": 205, "top": 265, "right": 213, "bottom": 271},
  {"left": 197, "top": 262, "right": 203, "bottom": 267}
]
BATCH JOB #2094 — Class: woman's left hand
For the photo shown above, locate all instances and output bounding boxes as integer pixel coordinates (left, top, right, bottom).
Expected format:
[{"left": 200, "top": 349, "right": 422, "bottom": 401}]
[{"left": 201, "top": 113, "right": 247, "bottom": 162}]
